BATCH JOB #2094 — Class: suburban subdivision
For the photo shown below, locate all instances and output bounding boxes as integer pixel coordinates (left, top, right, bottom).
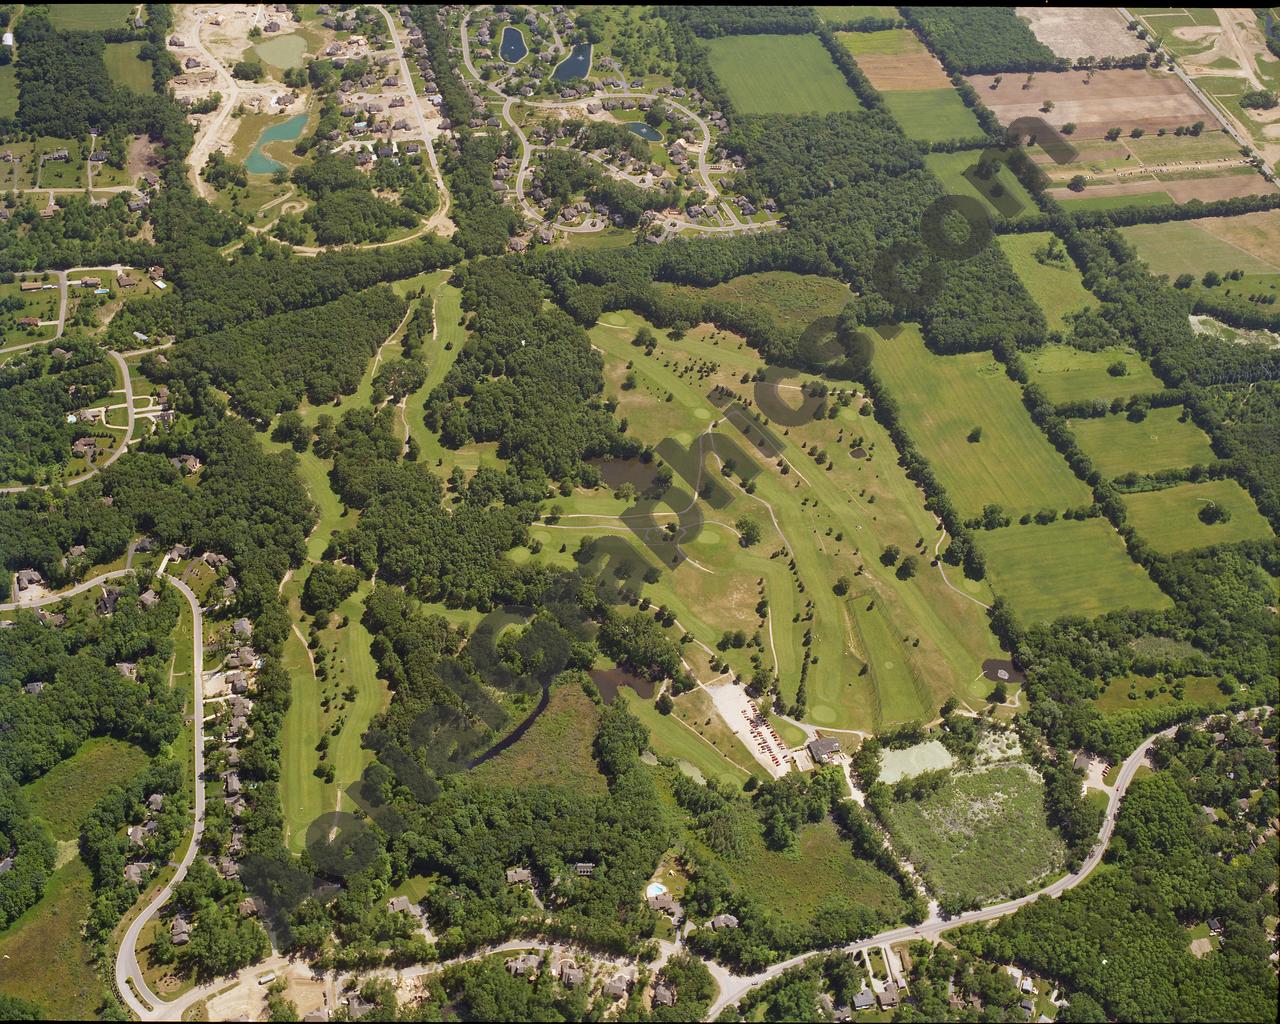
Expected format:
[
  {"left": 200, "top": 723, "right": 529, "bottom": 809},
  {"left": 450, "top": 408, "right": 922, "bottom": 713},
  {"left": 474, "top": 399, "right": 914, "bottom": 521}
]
[{"left": 0, "top": 5, "right": 1276, "bottom": 1023}]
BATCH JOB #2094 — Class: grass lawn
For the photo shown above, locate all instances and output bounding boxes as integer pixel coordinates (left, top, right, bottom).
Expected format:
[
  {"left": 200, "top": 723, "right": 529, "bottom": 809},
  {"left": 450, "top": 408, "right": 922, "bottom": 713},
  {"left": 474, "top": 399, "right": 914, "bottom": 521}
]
[
  {"left": 925, "top": 149, "right": 1038, "bottom": 222},
  {"left": 104, "top": 41, "right": 155, "bottom": 94},
  {"left": 704, "top": 34, "right": 864, "bottom": 115},
  {"left": 23, "top": 737, "right": 148, "bottom": 841},
  {"left": 873, "top": 326, "right": 1092, "bottom": 518},
  {"left": 471, "top": 684, "right": 609, "bottom": 795},
  {"left": 48, "top": 4, "right": 135, "bottom": 30},
  {"left": 1122, "top": 479, "right": 1274, "bottom": 553},
  {"left": 885, "top": 762, "right": 1065, "bottom": 904},
  {"left": 706, "top": 815, "right": 906, "bottom": 927},
  {"left": 0, "top": 858, "right": 108, "bottom": 1018},
  {"left": 996, "top": 232, "right": 1097, "bottom": 331},
  {"left": 979, "top": 518, "right": 1172, "bottom": 623},
  {"left": 1027, "top": 344, "right": 1165, "bottom": 405},
  {"left": 847, "top": 588, "right": 933, "bottom": 726},
  {"left": 621, "top": 686, "right": 752, "bottom": 789},
  {"left": 883, "top": 89, "right": 983, "bottom": 144},
  {"left": 1069, "top": 406, "right": 1217, "bottom": 479}
]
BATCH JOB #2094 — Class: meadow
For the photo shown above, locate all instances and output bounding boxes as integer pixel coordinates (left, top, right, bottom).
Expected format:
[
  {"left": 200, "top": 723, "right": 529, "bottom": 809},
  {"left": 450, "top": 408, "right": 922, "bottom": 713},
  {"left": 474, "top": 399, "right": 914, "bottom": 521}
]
[
  {"left": 704, "top": 34, "right": 864, "bottom": 116},
  {"left": 996, "top": 232, "right": 1097, "bottom": 331},
  {"left": 1122, "top": 479, "right": 1274, "bottom": 553},
  {"left": 925, "top": 149, "right": 1039, "bottom": 222},
  {"left": 1068, "top": 406, "right": 1218, "bottom": 479},
  {"left": 882, "top": 89, "right": 984, "bottom": 144},
  {"left": 23, "top": 737, "right": 149, "bottom": 841},
  {"left": 885, "top": 762, "right": 1066, "bottom": 905},
  {"left": 1027, "top": 344, "right": 1165, "bottom": 405},
  {"left": 1119, "top": 220, "right": 1279, "bottom": 280},
  {"left": 979, "top": 517, "right": 1173, "bottom": 623},
  {"left": 48, "top": 4, "right": 135, "bottom": 30},
  {"left": 104, "top": 41, "right": 155, "bottom": 94},
  {"left": 872, "top": 327, "right": 1093, "bottom": 518}
]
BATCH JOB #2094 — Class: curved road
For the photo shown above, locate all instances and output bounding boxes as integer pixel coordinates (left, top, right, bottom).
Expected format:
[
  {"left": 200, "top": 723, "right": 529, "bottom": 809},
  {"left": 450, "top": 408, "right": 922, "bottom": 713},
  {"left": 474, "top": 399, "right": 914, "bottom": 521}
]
[
  {"left": 705, "top": 724, "right": 1171, "bottom": 1016},
  {"left": 115, "top": 571, "right": 206, "bottom": 1020}
]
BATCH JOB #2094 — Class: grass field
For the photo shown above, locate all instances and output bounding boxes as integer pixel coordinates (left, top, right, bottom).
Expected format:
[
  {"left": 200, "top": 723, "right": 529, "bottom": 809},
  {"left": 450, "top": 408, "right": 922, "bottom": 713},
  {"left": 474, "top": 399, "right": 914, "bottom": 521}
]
[
  {"left": 835, "top": 28, "right": 916, "bottom": 56},
  {"left": 104, "top": 41, "right": 155, "bottom": 94},
  {"left": 48, "top": 4, "right": 135, "bottom": 30},
  {"left": 705, "top": 815, "right": 906, "bottom": 927},
  {"left": 1094, "top": 673, "right": 1227, "bottom": 713},
  {"left": 1122, "top": 479, "right": 1274, "bottom": 553},
  {"left": 471, "top": 684, "right": 608, "bottom": 795},
  {"left": 622, "top": 687, "right": 752, "bottom": 788},
  {"left": 996, "top": 232, "right": 1097, "bottom": 331},
  {"left": 884, "top": 762, "right": 1066, "bottom": 905},
  {"left": 1027, "top": 345, "right": 1165, "bottom": 405},
  {"left": 814, "top": 5, "right": 898, "bottom": 21},
  {"left": 663, "top": 271, "right": 853, "bottom": 326},
  {"left": 873, "top": 327, "right": 1092, "bottom": 518},
  {"left": 883, "top": 89, "right": 983, "bottom": 144},
  {"left": 704, "top": 34, "right": 864, "bottom": 115},
  {"left": 979, "top": 518, "right": 1173, "bottom": 623},
  {"left": 925, "top": 149, "right": 1039, "bottom": 222},
  {"left": 1054, "top": 188, "right": 1175, "bottom": 212},
  {"left": 0, "top": 66, "right": 17, "bottom": 120},
  {"left": 847, "top": 589, "right": 932, "bottom": 726},
  {"left": 23, "top": 737, "right": 148, "bottom": 841},
  {"left": 1069, "top": 406, "right": 1217, "bottom": 478},
  {"left": 1119, "top": 220, "right": 1279, "bottom": 279}
]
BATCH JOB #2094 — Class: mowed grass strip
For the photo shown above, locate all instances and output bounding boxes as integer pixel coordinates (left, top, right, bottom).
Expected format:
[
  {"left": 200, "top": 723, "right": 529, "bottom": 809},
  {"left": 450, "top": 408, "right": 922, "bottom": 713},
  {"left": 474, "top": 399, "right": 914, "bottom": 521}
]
[
  {"left": 1068, "top": 406, "right": 1217, "bottom": 479},
  {"left": 1122, "top": 479, "right": 1274, "bottom": 553},
  {"left": 1028, "top": 344, "right": 1164, "bottom": 405},
  {"left": 882, "top": 88, "right": 983, "bottom": 143},
  {"left": 979, "top": 518, "right": 1172, "bottom": 623},
  {"left": 704, "top": 34, "right": 863, "bottom": 115},
  {"left": 997, "top": 232, "right": 1097, "bottom": 331},
  {"left": 885, "top": 763, "right": 1065, "bottom": 904},
  {"left": 873, "top": 326, "right": 1092, "bottom": 518}
]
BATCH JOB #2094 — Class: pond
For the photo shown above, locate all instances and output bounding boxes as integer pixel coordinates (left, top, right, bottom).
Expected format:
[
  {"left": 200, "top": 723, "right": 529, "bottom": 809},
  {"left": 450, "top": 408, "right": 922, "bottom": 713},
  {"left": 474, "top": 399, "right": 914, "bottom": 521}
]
[
  {"left": 245, "top": 113, "right": 308, "bottom": 174},
  {"left": 254, "top": 33, "right": 308, "bottom": 69},
  {"left": 499, "top": 25, "right": 528, "bottom": 64},
  {"left": 589, "top": 668, "right": 655, "bottom": 705},
  {"left": 552, "top": 42, "right": 592, "bottom": 82},
  {"left": 626, "top": 122, "right": 663, "bottom": 143}
]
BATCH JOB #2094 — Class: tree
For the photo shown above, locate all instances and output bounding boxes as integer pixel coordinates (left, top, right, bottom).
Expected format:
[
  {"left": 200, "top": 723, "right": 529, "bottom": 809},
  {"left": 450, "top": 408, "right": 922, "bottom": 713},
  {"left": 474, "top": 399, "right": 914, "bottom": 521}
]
[
  {"left": 967, "top": 425, "right": 983, "bottom": 442},
  {"left": 735, "top": 516, "right": 761, "bottom": 547},
  {"left": 833, "top": 575, "right": 851, "bottom": 596},
  {"left": 880, "top": 544, "right": 900, "bottom": 566},
  {"left": 896, "top": 556, "right": 918, "bottom": 580},
  {"left": 656, "top": 692, "right": 673, "bottom": 714}
]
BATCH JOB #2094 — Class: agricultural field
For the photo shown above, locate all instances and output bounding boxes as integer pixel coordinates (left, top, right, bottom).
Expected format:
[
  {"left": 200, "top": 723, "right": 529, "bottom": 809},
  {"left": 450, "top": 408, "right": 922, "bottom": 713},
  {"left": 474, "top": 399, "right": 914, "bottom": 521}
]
[
  {"left": 1068, "top": 406, "right": 1218, "bottom": 479},
  {"left": 1118, "top": 218, "right": 1280, "bottom": 309},
  {"left": 104, "top": 41, "right": 155, "bottom": 94},
  {"left": 924, "top": 149, "right": 1039, "bottom": 222},
  {"left": 48, "top": 4, "right": 135, "bottom": 31},
  {"left": 1121, "top": 479, "right": 1275, "bottom": 553},
  {"left": 471, "top": 684, "right": 609, "bottom": 795},
  {"left": 814, "top": 6, "right": 898, "bottom": 21},
  {"left": 872, "top": 327, "right": 1093, "bottom": 518},
  {"left": 837, "top": 27, "right": 953, "bottom": 92},
  {"left": 882, "top": 89, "right": 984, "bottom": 144},
  {"left": 884, "top": 762, "right": 1066, "bottom": 906},
  {"left": 1027, "top": 345, "right": 1165, "bottom": 405},
  {"left": 1017, "top": 7, "right": 1146, "bottom": 60},
  {"left": 996, "top": 232, "right": 1097, "bottom": 331},
  {"left": 704, "top": 34, "right": 864, "bottom": 116},
  {"left": 979, "top": 517, "right": 1173, "bottom": 623}
]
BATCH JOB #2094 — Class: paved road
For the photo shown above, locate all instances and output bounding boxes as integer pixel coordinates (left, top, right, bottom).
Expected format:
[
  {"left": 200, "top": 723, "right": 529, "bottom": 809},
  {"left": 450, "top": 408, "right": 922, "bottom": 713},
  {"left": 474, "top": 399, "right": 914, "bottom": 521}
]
[
  {"left": 705, "top": 725, "right": 1171, "bottom": 1017},
  {"left": 114, "top": 571, "right": 207, "bottom": 1020},
  {"left": 0, "top": 567, "right": 133, "bottom": 612}
]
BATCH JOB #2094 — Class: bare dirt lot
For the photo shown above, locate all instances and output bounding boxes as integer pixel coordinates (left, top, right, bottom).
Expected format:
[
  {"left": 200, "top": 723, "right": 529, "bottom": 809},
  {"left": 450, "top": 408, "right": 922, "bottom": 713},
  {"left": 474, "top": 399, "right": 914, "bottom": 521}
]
[
  {"left": 853, "top": 34, "right": 952, "bottom": 92},
  {"left": 1017, "top": 7, "right": 1145, "bottom": 60},
  {"left": 966, "top": 69, "right": 1211, "bottom": 139}
]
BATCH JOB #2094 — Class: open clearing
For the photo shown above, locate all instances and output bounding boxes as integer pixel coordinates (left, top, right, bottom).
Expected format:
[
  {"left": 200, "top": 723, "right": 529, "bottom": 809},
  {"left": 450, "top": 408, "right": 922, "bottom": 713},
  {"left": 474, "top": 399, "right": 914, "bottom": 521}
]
[
  {"left": 1028, "top": 345, "right": 1165, "bottom": 405},
  {"left": 873, "top": 327, "right": 1092, "bottom": 519},
  {"left": 1068, "top": 406, "right": 1218, "bottom": 479},
  {"left": 885, "top": 762, "right": 1066, "bottom": 905},
  {"left": 1017, "top": 7, "right": 1146, "bottom": 60},
  {"left": 23, "top": 737, "right": 149, "bottom": 841},
  {"left": 883, "top": 89, "right": 984, "bottom": 144},
  {"left": 705, "top": 34, "right": 864, "bottom": 115},
  {"left": 979, "top": 517, "right": 1173, "bottom": 623},
  {"left": 997, "top": 232, "right": 1097, "bottom": 332},
  {"left": 105, "top": 41, "right": 155, "bottom": 95},
  {"left": 879, "top": 739, "right": 955, "bottom": 784},
  {"left": 661, "top": 271, "right": 853, "bottom": 326},
  {"left": 925, "top": 150, "right": 1039, "bottom": 222},
  {"left": 48, "top": 4, "right": 135, "bottom": 30},
  {"left": 966, "top": 69, "right": 1210, "bottom": 139},
  {"left": 1119, "top": 217, "right": 1280, "bottom": 279},
  {"left": 1122, "top": 479, "right": 1274, "bottom": 552}
]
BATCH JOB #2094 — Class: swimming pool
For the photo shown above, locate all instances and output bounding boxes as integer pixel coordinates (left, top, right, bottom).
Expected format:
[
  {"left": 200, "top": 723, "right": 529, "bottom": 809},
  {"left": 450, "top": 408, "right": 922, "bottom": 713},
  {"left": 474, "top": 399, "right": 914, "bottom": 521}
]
[{"left": 645, "top": 881, "right": 667, "bottom": 899}]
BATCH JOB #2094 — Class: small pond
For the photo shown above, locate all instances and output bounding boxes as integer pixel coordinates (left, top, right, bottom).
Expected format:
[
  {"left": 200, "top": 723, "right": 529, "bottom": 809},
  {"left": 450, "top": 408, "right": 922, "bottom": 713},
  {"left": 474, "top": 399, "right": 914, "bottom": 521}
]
[
  {"left": 589, "top": 668, "right": 655, "bottom": 705},
  {"left": 254, "top": 33, "right": 307, "bottom": 69},
  {"left": 626, "top": 122, "right": 663, "bottom": 143},
  {"left": 499, "top": 25, "right": 528, "bottom": 64},
  {"left": 552, "top": 42, "right": 592, "bottom": 81},
  {"left": 245, "top": 113, "right": 308, "bottom": 174}
]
